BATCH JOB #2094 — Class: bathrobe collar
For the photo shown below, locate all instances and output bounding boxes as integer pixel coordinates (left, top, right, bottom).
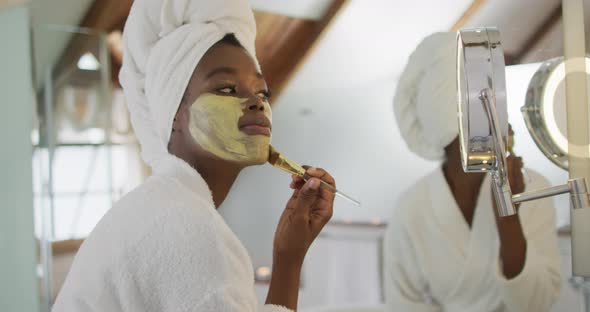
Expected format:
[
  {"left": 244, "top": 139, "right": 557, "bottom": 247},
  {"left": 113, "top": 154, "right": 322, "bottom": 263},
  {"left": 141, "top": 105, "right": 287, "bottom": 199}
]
[{"left": 152, "top": 154, "right": 215, "bottom": 208}]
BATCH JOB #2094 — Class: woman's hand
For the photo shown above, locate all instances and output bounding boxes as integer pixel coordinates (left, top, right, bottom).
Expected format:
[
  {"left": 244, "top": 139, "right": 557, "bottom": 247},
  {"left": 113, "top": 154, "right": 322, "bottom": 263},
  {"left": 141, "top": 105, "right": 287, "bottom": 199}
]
[
  {"left": 492, "top": 154, "right": 526, "bottom": 215},
  {"left": 493, "top": 154, "right": 527, "bottom": 279},
  {"left": 273, "top": 167, "right": 335, "bottom": 264},
  {"left": 507, "top": 155, "right": 525, "bottom": 196},
  {"left": 266, "top": 167, "right": 335, "bottom": 310}
]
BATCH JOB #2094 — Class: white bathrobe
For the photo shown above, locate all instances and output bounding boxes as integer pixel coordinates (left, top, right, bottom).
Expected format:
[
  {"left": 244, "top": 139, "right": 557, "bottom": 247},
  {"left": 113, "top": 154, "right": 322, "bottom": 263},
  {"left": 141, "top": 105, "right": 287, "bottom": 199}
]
[
  {"left": 52, "top": 155, "right": 290, "bottom": 312},
  {"left": 383, "top": 168, "right": 561, "bottom": 312}
]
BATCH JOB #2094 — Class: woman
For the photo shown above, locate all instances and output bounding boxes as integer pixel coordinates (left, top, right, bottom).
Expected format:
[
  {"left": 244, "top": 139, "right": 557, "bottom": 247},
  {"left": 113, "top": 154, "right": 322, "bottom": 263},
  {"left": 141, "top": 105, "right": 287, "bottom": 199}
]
[
  {"left": 383, "top": 32, "right": 560, "bottom": 311},
  {"left": 53, "top": 0, "right": 334, "bottom": 311}
]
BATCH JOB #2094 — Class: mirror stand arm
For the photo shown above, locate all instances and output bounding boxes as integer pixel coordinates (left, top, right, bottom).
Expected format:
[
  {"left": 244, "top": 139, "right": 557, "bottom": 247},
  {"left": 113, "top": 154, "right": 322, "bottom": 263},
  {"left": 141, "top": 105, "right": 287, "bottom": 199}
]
[
  {"left": 480, "top": 89, "right": 590, "bottom": 213},
  {"left": 512, "top": 181, "right": 571, "bottom": 204},
  {"left": 495, "top": 170, "right": 590, "bottom": 212},
  {"left": 491, "top": 175, "right": 516, "bottom": 216},
  {"left": 480, "top": 89, "right": 517, "bottom": 217},
  {"left": 512, "top": 177, "right": 590, "bottom": 209}
]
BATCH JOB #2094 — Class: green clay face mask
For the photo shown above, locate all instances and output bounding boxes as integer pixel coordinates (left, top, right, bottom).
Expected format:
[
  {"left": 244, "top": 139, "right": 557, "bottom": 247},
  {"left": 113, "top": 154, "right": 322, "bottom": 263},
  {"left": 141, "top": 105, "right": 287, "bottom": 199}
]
[{"left": 188, "top": 93, "right": 272, "bottom": 165}]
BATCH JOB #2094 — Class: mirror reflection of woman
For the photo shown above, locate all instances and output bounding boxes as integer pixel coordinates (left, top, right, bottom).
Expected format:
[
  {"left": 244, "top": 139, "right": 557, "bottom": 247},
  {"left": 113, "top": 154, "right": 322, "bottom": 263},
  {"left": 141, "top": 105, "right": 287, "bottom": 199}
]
[
  {"left": 384, "top": 32, "right": 561, "bottom": 312},
  {"left": 52, "top": 1, "right": 335, "bottom": 311}
]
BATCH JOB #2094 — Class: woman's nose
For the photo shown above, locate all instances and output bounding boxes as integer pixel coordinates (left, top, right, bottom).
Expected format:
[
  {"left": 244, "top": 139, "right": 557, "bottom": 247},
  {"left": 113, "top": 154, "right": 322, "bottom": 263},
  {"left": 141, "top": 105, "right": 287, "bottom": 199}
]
[{"left": 247, "top": 98, "right": 265, "bottom": 111}]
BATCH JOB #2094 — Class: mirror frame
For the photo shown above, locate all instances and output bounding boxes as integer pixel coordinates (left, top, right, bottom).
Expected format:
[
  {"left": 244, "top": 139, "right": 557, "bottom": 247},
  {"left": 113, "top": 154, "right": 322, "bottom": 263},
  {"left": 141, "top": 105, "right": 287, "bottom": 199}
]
[
  {"left": 456, "top": 27, "right": 509, "bottom": 173},
  {"left": 521, "top": 56, "right": 590, "bottom": 171}
]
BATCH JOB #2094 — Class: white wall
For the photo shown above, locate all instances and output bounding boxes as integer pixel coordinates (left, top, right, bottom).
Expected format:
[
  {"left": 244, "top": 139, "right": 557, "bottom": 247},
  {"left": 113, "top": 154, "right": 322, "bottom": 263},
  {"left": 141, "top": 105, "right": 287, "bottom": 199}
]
[
  {"left": 552, "top": 236, "right": 586, "bottom": 312},
  {"left": 220, "top": 0, "right": 472, "bottom": 269},
  {"left": 0, "top": 4, "right": 40, "bottom": 312}
]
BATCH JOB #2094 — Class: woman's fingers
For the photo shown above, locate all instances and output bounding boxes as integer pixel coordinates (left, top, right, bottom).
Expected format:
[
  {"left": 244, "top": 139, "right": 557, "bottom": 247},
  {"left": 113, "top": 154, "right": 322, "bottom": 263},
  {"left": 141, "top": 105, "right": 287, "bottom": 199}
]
[
  {"left": 303, "top": 166, "right": 336, "bottom": 188},
  {"left": 289, "top": 167, "right": 336, "bottom": 208},
  {"left": 293, "top": 178, "right": 321, "bottom": 217},
  {"left": 290, "top": 175, "right": 305, "bottom": 189},
  {"left": 277, "top": 166, "right": 336, "bottom": 265},
  {"left": 507, "top": 155, "right": 525, "bottom": 194}
]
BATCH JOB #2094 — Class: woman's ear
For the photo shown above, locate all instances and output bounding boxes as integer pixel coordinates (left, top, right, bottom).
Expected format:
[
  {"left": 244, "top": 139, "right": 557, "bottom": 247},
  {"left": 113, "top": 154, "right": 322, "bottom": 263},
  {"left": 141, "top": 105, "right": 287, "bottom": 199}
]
[
  {"left": 168, "top": 103, "right": 186, "bottom": 151},
  {"left": 171, "top": 116, "right": 178, "bottom": 133},
  {"left": 175, "top": 102, "right": 192, "bottom": 133}
]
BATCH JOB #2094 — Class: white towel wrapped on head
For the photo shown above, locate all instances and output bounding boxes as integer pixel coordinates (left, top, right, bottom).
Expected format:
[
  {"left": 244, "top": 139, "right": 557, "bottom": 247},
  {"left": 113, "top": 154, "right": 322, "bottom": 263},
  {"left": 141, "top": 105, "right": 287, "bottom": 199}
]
[
  {"left": 119, "top": 0, "right": 260, "bottom": 169},
  {"left": 393, "top": 32, "right": 458, "bottom": 161}
]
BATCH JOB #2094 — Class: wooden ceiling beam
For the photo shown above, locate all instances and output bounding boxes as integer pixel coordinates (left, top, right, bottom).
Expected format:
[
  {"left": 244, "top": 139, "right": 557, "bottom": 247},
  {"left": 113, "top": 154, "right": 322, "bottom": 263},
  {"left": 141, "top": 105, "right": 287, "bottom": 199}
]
[
  {"left": 509, "top": 3, "right": 562, "bottom": 65},
  {"left": 79, "top": 0, "right": 133, "bottom": 32},
  {"left": 449, "top": 0, "right": 562, "bottom": 65},
  {"left": 450, "top": 0, "right": 487, "bottom": 32},
  {"left": 255, "top": 0, "right": 347, "bottom": 99}
]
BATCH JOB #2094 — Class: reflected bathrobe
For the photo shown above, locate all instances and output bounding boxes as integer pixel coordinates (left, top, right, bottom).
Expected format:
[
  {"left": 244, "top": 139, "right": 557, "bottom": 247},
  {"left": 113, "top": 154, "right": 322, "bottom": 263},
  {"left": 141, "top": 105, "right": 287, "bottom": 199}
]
[
  {"left": 53, "top": 156, "right": 290, "bottom": 312},
  {"left": 383, "top": 168, "right": 561, "bottom": 312}
]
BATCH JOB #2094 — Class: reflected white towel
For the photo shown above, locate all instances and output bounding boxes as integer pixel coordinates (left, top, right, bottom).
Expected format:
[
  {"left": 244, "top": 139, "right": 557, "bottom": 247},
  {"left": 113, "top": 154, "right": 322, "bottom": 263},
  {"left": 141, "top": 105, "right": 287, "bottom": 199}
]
[{"left": 393, "top": 32, "right": 458, "bottom": 160}]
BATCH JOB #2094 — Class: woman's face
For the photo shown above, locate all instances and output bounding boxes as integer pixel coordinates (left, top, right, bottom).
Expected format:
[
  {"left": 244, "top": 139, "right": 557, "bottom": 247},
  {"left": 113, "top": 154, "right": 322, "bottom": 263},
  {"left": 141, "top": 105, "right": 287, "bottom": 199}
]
[{"left": 172, "top": 39, "right": 272, "bottom": 166}]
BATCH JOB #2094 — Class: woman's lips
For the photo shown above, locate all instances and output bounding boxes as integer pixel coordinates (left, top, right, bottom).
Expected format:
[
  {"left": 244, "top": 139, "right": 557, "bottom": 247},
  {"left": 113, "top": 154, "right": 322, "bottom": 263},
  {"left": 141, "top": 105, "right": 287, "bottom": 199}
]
[
  {"left": 240, "top": 124, "right": 271, "bottom": 136},
  {"left": 238, "top": 115, "right": 272, "bottom": 136}
]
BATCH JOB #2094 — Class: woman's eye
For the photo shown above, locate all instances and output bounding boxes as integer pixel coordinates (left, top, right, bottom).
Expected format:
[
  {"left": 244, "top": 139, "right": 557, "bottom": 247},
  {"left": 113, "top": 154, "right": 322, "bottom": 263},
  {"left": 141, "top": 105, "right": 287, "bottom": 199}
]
[
  {"left": 218, "top": 86, "right": 236, "bottom": 94},
  {"left": 257, "top": 91, "right": 271, "bottom": 101}
]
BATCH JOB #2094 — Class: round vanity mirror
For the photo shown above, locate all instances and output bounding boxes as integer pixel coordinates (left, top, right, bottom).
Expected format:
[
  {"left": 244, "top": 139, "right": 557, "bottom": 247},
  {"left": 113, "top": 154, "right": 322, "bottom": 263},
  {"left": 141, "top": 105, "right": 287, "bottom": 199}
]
[
  {"left": 456, "top": 27, "right": 509, "bottom": 173},
  {"left": 521, "top": 56, "right": 590, "bottom": 170}
]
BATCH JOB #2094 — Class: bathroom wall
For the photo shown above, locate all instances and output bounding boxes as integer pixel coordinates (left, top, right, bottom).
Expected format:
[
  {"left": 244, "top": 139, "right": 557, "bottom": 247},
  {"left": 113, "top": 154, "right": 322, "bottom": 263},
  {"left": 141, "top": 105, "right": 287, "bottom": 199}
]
[{"left": 0, "top": 4, "right": 39, "bottom": 312}]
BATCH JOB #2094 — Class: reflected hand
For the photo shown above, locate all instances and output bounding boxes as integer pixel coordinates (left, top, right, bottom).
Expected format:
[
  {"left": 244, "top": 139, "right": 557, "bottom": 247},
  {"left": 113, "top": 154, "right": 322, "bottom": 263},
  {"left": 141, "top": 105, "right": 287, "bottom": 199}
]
[
  {"left": 273, "top": 167, "right": 335, "bottom": 264},
  {"left": 507, "top": 154, "right": 525, "bottom": 195},
  {"left": 495, "top": 154, "right": 527, "bottom": 279}
]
